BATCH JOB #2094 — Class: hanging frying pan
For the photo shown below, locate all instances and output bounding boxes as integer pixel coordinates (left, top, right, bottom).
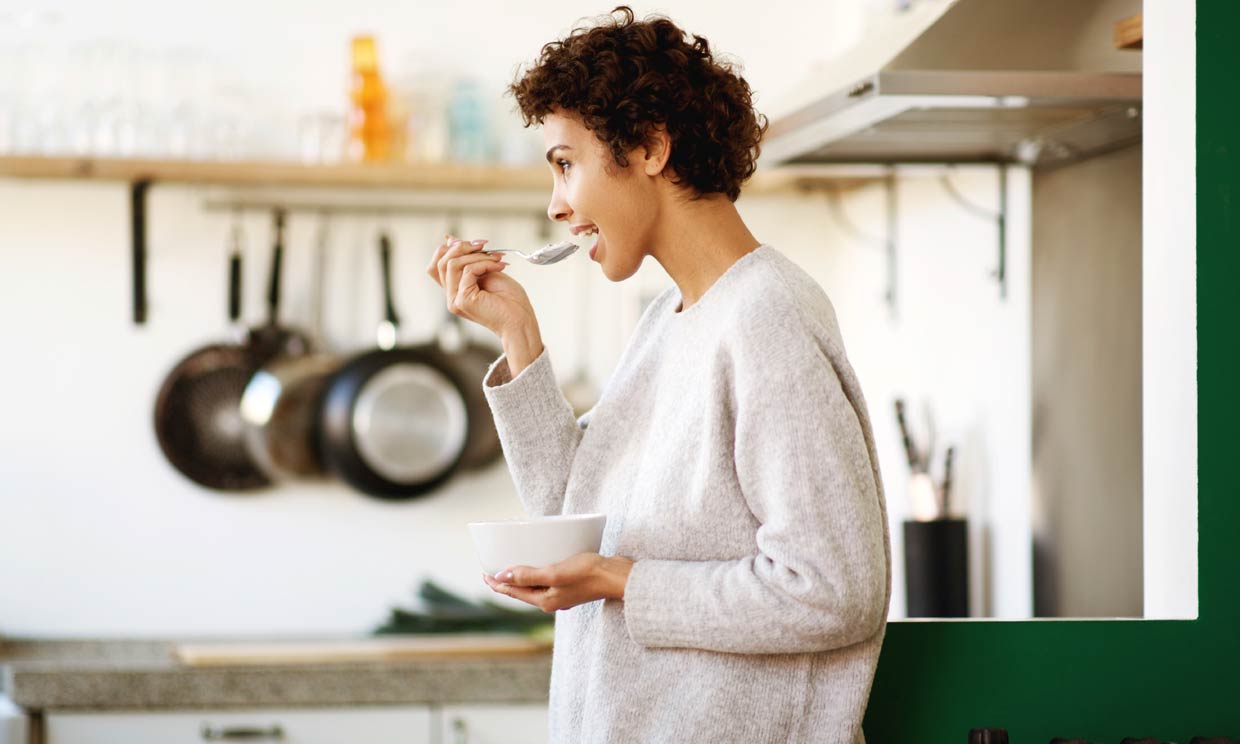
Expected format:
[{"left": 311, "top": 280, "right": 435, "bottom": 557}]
[
  {"left": 248, "top": 209, "right": 313, "bottom": 363},
  {"left": 429, "top": 309, "right": 503, "bottom": 471},
  {"left": 240, "top": 214, "right": 343, "bottom": 481},
  {"left": 317, "top": 230, "right": 470, "bottom": 500},
  {"left": 153, "top": 210, "right": 310, "bottom": 492}
]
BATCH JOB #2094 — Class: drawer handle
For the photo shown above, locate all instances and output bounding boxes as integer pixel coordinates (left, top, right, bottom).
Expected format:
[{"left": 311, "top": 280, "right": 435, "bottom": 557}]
[{"left": 200, "top": 723, "right": 286, "bottom": 740}]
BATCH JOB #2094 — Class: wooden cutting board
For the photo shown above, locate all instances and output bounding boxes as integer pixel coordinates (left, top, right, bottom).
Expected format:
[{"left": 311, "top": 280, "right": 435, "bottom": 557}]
[{"left": 174, "top": 634, "right": 552, "bottom": 667}]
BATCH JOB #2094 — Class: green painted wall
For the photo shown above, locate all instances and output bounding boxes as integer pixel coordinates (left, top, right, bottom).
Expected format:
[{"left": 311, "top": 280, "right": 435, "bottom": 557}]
[{"left": 862, "top": 2, "right": 1238, "bottom": 741}]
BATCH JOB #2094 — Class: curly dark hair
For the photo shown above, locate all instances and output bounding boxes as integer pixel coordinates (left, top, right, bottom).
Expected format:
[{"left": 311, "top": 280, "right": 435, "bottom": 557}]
[{"left": 506, "top": 5, "right": 769, "bottom": 202}]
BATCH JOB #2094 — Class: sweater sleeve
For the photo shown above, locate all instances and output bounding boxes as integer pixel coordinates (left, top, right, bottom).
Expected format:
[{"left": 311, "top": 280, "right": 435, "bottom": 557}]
[
  {"left": 481, "top": 346, "right": 588, "bottom": 517},
  {"left": 622, "top": 309, "right": 888, "bottom": 655}
]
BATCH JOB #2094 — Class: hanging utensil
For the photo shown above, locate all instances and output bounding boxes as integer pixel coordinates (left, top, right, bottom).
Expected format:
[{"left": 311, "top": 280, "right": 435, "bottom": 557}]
[
  {"left": 239, "top": 214, "right": 344, "bottom": 481},
  {"left": 894, "top": 398, "right": 922, "bottom": 473},
  {"left": 430, "top": 307, "right": 503, "bottom": 471},
  {"left": 940, "top": 445, "right": 955, "bottom": 517},
  {"left": 153, "top": 221, "right": 272, "bottom": 491},
  {"left": 247, "top": 209, "right": 312, "bottom": 362},
  {"left": 317, "top": 229, "right": 471, "bottom": 499}
]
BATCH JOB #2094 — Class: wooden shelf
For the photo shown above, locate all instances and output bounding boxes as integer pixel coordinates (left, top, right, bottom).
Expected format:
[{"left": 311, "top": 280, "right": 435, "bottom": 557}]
[
  {"left": 1115, "top": 12, "right": 1143, "bottom": 50},
  {"left": 0, "top": 155, "right": 867, "bottom": 194},
  {"left": 0, "top": 155, "right": 550, "bottom": 190}
]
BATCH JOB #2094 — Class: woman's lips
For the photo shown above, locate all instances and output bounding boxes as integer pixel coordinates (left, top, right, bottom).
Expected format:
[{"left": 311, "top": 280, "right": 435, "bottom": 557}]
[{"left": 589, "top": 232, "right": 602, "bottom": 261}]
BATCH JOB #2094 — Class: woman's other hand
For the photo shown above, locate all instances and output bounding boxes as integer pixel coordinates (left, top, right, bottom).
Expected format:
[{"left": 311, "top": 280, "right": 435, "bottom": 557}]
[
  {"left": 483, "top": 552, "right": 635, "bottom": 612},
  {"left": 426, "top": 234, "right": 544, "bottom": 377}
]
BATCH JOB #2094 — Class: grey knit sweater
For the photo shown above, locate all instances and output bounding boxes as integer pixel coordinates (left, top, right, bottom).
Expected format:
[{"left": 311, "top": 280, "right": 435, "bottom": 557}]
[{"left": 481, "top": 244, "right": 891, "bottom": 744}]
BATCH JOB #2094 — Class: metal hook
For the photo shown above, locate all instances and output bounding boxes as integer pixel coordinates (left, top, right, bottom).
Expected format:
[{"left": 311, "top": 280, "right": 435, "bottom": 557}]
[
  {"left": 938, "top": 164, "right": 1008, "bottom": 299},
  {"left": 825, "top": 183, "right": 886, "bottom": 252},
  {"left": 821, "top": 170, "right": 899, "bottom": 320}
]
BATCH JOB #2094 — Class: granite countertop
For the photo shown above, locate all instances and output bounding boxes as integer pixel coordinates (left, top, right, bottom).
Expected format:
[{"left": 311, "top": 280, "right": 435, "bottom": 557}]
[{"left": 0, "top": 637, "right": 551, "bottom": 712}]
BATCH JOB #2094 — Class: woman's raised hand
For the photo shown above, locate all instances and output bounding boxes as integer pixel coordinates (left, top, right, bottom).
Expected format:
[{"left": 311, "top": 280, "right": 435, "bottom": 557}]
[
  {"left": 426, "top": 235, "right": 527, "bottom": 336},
  {"left": 426, "top": 234, "right": 545, "bottom": 377}
]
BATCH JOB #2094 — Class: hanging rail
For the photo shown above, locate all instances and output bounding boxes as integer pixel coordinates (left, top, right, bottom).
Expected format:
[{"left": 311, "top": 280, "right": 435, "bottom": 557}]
[{"left": 201, "top": 199, "right": 554, "bottom": 240}]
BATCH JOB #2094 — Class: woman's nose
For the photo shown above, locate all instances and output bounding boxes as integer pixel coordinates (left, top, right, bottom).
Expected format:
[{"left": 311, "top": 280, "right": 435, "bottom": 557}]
[{"left": 547, "top": 187, "right": 571, "bottom": 223}]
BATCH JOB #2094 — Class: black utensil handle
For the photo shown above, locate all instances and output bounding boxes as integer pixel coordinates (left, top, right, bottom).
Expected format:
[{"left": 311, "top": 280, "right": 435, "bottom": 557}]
[
  {"left": 380, "top": 231, "right": 400, "bottom": 328},
  {"left": 941, "top": 445, "right": 955, "bottom": 514},
  {"left": 267, "top": 209, "right": 286, "bottom": 324},
  {"left": 228, "top": 252, "right": 242, "bottom": 323},
  {"left": 894, "top": 399, "right": 921, "bottom": 472},
  {"left": 131, "top": 180, "right": 150, "bottom": 325}
]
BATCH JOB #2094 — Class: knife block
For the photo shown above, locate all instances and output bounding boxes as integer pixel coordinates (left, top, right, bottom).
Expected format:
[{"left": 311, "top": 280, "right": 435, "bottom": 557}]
[{"left": 903, "top": 517, "right": 969, "bottom": 617}]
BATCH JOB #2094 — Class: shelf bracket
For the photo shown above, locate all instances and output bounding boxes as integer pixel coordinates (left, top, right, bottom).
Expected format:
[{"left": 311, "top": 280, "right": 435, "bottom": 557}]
[
  {"left": 130, "top": 179, "right": 151, "bottom": 325},
  {"left": 938, "top": 164, "right": 1008, "bottom": 300},
  {"left": 823, "top": 168, "right": 899, "bottom": 321}
]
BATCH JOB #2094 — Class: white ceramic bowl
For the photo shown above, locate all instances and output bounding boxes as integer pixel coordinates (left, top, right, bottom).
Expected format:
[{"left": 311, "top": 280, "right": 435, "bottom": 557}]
[{"left": 468, "top": 513, "right": 607, "bottom": 576}]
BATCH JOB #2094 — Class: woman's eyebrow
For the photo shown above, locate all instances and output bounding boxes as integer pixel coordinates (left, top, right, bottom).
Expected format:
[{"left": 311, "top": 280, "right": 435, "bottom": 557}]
[{"left": 545, "top": 145, "right": 574, "bottom": 163}]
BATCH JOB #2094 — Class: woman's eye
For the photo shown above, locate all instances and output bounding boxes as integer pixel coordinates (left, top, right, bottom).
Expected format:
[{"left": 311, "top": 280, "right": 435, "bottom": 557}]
[{"left": 557, "top": 159, "right": 571, "bottom": 174}]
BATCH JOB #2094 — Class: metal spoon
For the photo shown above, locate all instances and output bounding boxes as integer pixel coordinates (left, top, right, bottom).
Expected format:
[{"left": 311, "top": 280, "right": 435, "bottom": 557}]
[{"left": 483, "top": 239, "right": 579, "bottom": 266}]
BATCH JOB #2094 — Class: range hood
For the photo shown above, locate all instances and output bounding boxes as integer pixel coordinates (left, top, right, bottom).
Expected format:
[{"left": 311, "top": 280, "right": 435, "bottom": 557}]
[{"left": 760, "top": 0, "right": 1142, "bottom": 168}]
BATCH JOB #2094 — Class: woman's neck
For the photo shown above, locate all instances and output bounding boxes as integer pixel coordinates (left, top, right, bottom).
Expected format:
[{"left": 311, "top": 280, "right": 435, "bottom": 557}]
[{"left": 649, "top": 194, "right": 762, "bottom": 312}]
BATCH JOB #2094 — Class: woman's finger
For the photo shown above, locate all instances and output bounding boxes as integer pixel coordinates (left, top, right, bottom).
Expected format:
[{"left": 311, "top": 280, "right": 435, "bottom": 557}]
[
  {"left": 425, "top": 234, "right": 460, "bottom": 286},
  {"left": 445, "top": 253, "right": 504, "bottom": 307},
  {"left": 505, "top": 565, "right": 558, "bottom": 587},
  {"left": 452, "top": 260, "right": 508, "bottom": 315},
  {"left": 435, "top": 239, "right": 468, "bottom": 287},
  {"left": 486, "top": 578, "right": 556, "bottom": 611},
  {"left": 438, "top": 241, "right": 477, "bottom": 299},
  {"left": 437, "top": 239, "right": 491, "bottom": 290}
]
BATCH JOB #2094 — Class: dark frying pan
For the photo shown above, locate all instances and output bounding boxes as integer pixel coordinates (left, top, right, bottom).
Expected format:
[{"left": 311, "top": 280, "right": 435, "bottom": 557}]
[
  {"left": 240, "top": 216, "right": 343, "bottom": 481},
  {"left": 433, "top": 310, "right": 503, "bottom": 470},
  {"left": 317, "top": 230, "right": 471, "bottom": 500},
  {"left": 153, "top": 211, "right": 309, "bottom": 491},
  {"left": 249, "top": 210, "right": 312, "bottom": 362}
]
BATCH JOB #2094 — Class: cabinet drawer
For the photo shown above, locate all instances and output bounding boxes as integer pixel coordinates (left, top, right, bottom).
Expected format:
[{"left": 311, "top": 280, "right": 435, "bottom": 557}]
[
  {"left": 46, "top": 705, "right": 433, "bottom": 744},
  {"left": 437, "top": 704, "right": 548, "bottom": 744}
]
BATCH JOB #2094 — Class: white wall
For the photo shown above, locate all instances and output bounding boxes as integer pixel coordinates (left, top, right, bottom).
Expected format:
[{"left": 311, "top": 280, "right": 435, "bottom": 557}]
[
  {"left": 0, "top": 168, "right": 1035, "bottom": 634},
  {"left": 0, "top": 0, "right": 1049, "bottom": 635}
]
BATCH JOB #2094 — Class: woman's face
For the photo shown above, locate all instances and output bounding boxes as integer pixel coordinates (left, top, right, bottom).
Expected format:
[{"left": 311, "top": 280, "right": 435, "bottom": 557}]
[{"left": 542, "top": 108, "right": 664, "bottom": 281}]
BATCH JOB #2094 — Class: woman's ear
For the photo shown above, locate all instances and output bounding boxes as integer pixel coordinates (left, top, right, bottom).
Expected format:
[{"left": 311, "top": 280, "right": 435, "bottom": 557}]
[{"left": 641, "top": 125, "right": 672, "bottom": 176}]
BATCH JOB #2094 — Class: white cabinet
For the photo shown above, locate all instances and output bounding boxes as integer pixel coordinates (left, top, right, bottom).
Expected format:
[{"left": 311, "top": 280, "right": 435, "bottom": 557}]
[
  {"left": 45, "top": 705, "right": 434, "bottom": 744},
  {"left": 43, "top": 701, "right": 550, "bottom": 744},
  {"left": 435, "top": 704, "right": 548, "bottom": 744},
  {"left": 0, "top": 695, "right": 29, "bottom": 744}
]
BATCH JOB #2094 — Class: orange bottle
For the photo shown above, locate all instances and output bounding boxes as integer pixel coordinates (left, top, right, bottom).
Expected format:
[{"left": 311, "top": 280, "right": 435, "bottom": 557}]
[{"left": 348, "top": 35, "right": 391, "bottom": 162}]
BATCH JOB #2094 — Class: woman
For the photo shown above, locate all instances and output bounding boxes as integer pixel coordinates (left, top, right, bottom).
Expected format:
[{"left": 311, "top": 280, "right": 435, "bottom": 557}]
[{"left": 426, "top": 7, "right": 891, "bottom": 743}]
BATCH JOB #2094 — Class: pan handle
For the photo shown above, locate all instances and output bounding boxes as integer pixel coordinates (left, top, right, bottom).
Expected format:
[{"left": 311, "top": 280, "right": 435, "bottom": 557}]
[
  {"left": 377, "top": 231, "right": 400, "bottom": 349},
  {"left": 228, "top": 252, "right": 242, "bottom": 323},
  {"left": 267, "top": 209, "right": 286, "bottom": 326}
]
